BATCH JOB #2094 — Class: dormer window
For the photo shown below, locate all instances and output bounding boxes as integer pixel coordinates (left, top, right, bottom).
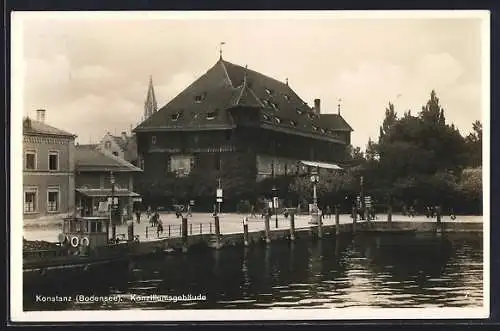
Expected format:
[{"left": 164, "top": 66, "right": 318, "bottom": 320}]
[
  {"left": 290, "top": 120, "right": 297, "bottom": 127},
  {"left": 206, "top": 109, "right": 218, "bottom": 120},
  {"left": 262, "top": 99, "right": 269, "bottom": 107},
  {"left": 271, "top": 102, "right": 279, "bottom": 111},
  {"left": 171, "top": 111, "right": 182, "bottom": 121},
  {"left": 312, "top": 125, "right": 318, "bottom": 131},
  {"left": 263, "top": 114, "right": 270, "bottom": 121},
  {"left": 192, "top": 112, "right": 199, "bottom": 119},
  {"left": 275, "top": 117, "right": 281, "bottom": 124},
  {"left": 308, "top": 112, "right": 316, "bottom": 120},
  {"left": 265, "top": 88, "right": 273, "bottom": 95},
  {"left": 284, "top": 94, "right": 290, "bottom": 101},
  {"left": 194, "top": 92, "right": 207, "bottom": 103},
  {"left": 296, "top": 108, "right": 304, "bottom": 115},
  {"left": 151, "top": 135, "right": 157, "bottom": 144},
  {"left": 321, "top": 128, "right": 327, "bottom": 134}
]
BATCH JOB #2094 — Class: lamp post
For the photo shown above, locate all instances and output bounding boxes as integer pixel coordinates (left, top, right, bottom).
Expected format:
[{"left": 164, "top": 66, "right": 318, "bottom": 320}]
[
  {"left": 110, "top": 171, "right": 116, "bottom": 241},
  {"left": 272, "top": 186, "right": 278, "bottom": 228},
  {"left": 310, "top": 167, "right": 319, "bottom": 224}
]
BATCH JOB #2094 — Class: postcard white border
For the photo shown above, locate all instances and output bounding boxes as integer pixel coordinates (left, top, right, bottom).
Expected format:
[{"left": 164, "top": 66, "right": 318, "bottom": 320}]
[{"left": 10, "top": 10, "right": 490, "bottom": 322}]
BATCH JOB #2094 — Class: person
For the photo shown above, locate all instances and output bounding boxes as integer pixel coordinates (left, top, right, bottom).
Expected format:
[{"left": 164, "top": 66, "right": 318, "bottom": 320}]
[
  {"left": 146, "top": 206, "right": 152, "bottom": 219},
  {"left": 450, "top": 208, "right": 456, "bottom": 220},
  {"left": 425, "top": 206, "right": 431, "bottom": 218},
  {"left": 326, "top": 205, "right": 332, "bottom": 219},
  {"left": 250, "top": 204, "right": 256, "bottom": 218},
  {"left": 187, "top": 204, "right": 192, "bottom": 218},
  {"left": 135, "top": 209, "right": 141, "bottom": 224},
  {"left": 157, "top": 220, "right": 163, "bottom": 237},
  {"left": 409, "top": 205, "right": 415, "bottom": 218}
]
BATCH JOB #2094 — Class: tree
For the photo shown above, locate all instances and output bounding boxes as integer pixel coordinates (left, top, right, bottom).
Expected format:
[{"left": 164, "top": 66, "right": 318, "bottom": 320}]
[
  {"left": 379, "top": 102, "right": 398, "bottom": 143},
  {"left": 464, "top": 120, "right": 482, "bottom": 168}
]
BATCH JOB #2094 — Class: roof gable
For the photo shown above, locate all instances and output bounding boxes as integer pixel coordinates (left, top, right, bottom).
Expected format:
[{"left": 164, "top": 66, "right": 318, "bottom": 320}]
[{"left": 23, "top": 117, "right": 75, "bottom": 138}]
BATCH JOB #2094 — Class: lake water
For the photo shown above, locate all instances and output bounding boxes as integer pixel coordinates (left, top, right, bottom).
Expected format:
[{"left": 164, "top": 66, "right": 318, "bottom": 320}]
[{"left": 23, "top": 232, "right": 483, "bottom": 311}]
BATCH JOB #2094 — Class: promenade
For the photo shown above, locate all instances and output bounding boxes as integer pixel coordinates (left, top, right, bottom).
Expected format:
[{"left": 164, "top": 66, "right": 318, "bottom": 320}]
[{"left": 23, "top": 212, "right": 483, "bottom": 243}]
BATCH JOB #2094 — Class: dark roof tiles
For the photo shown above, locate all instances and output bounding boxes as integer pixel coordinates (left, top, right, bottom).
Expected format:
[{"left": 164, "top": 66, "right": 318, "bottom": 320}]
[
  {"left": 75, "top": 144, "right": 142, "bottom": 172},
  {"left": 23, "top": 117, "right": 76, "bottom": 138}
]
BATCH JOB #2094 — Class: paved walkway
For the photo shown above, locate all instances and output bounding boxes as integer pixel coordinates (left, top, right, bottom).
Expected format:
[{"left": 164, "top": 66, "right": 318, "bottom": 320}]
[{"left": 23, "top": 212, "right": 483, "bottom": 243}]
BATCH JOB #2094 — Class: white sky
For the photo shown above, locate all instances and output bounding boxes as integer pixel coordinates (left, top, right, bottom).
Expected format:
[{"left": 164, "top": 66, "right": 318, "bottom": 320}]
[{"left": 14, "top": 11, "right": 487, "bottom": 149}]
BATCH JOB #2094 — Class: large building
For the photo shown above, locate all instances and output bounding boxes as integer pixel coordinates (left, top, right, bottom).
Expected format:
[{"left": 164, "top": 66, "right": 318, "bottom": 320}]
[
  {"left": 98, "top": 131, "right": 138, "bottom": 166},
  {"left": 23, "top": 109, "right": 77, "bottom": 221},
  {"left": 134, "top": 57, "right": 353, "bottom": 208}
]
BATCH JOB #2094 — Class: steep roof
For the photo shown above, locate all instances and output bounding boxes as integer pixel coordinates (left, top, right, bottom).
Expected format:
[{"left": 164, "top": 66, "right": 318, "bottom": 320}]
[
  {"left": 319, "top": 114, "right": 353, "bottom": 132},
  {"left": 23, "top": 117, "right": 76, "bottom": 138},
  {"left": 134, "top": 58, "right": 352, "bottom": 142},
  {"left": 75, "top": 144, "right": 142, "bottom": 172}
]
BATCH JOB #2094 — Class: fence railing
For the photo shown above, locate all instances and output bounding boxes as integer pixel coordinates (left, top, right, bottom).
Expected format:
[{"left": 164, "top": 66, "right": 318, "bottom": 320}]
[{"left": 138, "top": 222, "right": 215, "bottom": 240}]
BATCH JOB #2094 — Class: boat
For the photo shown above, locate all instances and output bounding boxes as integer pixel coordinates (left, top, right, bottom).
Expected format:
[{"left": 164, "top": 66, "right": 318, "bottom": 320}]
[{"left": 23, "top": 216, "right": 139, "bottom": 287}]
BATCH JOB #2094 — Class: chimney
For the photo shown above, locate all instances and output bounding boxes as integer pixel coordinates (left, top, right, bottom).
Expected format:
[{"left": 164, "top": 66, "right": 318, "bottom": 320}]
[
  {"left": 121, "top": 131, "right": 127, "bottom": 142},
  {"left": 36, "top": 109, "right": 46, "bottom": 123},
  {"left": 314, "top": 99, "right": 321, "bottom": 115}
]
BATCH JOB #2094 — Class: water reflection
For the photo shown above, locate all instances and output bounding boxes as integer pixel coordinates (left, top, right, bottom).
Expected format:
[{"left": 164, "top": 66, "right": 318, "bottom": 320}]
[{"left": 24, "top": 233, "right": 483, "bottom": 310}]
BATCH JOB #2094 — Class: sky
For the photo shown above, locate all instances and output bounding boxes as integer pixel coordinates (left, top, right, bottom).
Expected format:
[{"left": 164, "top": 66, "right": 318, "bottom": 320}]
[{"left": 14, "top": 11, "right": 488, "bottom": 149}]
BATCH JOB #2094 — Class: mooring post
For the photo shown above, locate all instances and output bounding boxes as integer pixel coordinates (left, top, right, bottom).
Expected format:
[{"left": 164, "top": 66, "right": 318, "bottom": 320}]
[
  {"left": 264, "top": 214, "right": 271, "bottom": 244},
  {"left": 145, "top": 226, "right": 148, "bottom": 239},
  {"left": 243, "top": 216, "right": 249, "bottom": 247},
  {"left": 352, "top": 206, "right": 357, "bottom": 234},
  {"left": 335, "top": 205, "right": 340, "bottom": 236},
  {"left": 317, "top": 212, "right": 323, "bottom": 239},
  {"left": 182, "top": 217, "right": 188, "bottom": 252},
  {"left": 387, "top": 204, "right": 393, "bottom": 226},
  {"left": 436, "top": 206, "right": 442, "bottom": 235},
  {"left": 289, "top": 211, "right": 296, "bottom": 241},
  {"left": 214, "top": 215, "right": 221, "bottom": 249}
]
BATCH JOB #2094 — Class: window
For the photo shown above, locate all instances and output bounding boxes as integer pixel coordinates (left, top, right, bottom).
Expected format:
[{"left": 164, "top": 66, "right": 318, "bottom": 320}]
[
  {"left": 47, "top": 187, "right": 59, "bottom": 212},
  {"left": 265, "top": 88, "right": 273, "bottom": 95},
  {"left": 112, "top": 152, "right": 118, "bottom": 156},
  {"left": 206, "top": 110, "right": 218, "bottom": 120},
  {"left": 308, "top": 113, "right": 316, "bottom": 120},
  {"left": 321, "top": 128, "right": 327, "bottom": 134},
  {"left": 104, "top": 141, "right": 111, "bottom": 150},
  {"left": 194, "top": 92, "right": 207, "bottom": 103},
  {"left": 290, "top": 120, "right": 297, "bottom": 127},
  {"left": 275, "top": 117, "right": 282, "bottom": 124},
  {"left": 270, "top": 102, "right": 279, "bottom": 111},
  {"left": 151, "top": 135, "right": 156, "bottom": 144},
  {"left": 192, "top": 112, "right": 199, "bottom": 119},
  {"left": 312, "top": 125, "right": 318, "bottom": 131},
  {"left": 263, "top": 114, "right": 270, "bottom": 121},
  {"left": 24, "top": 187, "right": 38, "bottom": 213},
  {"left": 296, "top": 108, "right": 304, "bottom": 115},
  {"left": 172, "top": 111, "right": 183, "bottom": 121},
  {"left": 262, "top": 99, "right": 269, "bottom": 106},
  {"left": 25, "top": 150, "right": 36, "bottom": 170},
  {"left": 170, "top": 155, "right": 193, "bottom": 177},
  {"left": 284, "top": 94, "right": 290, "bottom": 101},
  {"left": 48, "top": 151, "right": 59, "bottom": 171}
]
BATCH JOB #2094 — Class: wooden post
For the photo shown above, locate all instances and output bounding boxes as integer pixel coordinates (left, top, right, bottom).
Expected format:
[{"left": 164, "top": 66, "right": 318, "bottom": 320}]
[
  {"left": 264, "top": 214, "right": 271, "bottom": 244},
  {"left": 168, "top": 224, "right": 171, "bottom": 237},
  {"left": 214, "top": 215, "right": 221, "bottom": 249},
  {"left": 200, "top": 223, "right": 202, "bottom": 235},
  {"left": 387, "top": 204, "right": 393, "bottom": 226},
  {"left": 352, "top": 206, "right": 357, "bottom": 234},
  {"left": 189, "top": 223, "right": 193, "bottom": 235},
  {"left": 436, "top": 206, "right": 442, "bottom": 235},
  {"left": 317, "top": 213, "right": 323, "bottom": 239},
  {"left": 243, "top": 216, "right": 249, "bottom": 247},
  {"left": 145, "top": 226, "right": 148, "bottom": 239},
  {"left": 335, "top": 205, "right": 340, "bottom": 236},
  {"left": 182, "top": 217, "right": 188, "bottom": 252},
  {"left": 289, "top": 212, "right": 295, "bottom": 241},
  {"left": 210, "top": 222, "right": 212, "bottom": 234}
]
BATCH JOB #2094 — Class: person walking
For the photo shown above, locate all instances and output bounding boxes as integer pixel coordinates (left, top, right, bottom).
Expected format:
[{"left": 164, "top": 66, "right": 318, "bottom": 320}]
[
  {"left": 135, "top": 209, "right": 141, "bottom": 224},
  {"left": 250, "top": 204, "right": 256, "bottom": 218}
]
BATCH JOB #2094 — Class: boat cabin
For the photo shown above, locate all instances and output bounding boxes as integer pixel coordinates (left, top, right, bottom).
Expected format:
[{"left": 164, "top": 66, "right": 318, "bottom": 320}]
[{"left": 61, "top": 216, "right": 110, "bottom": 250}]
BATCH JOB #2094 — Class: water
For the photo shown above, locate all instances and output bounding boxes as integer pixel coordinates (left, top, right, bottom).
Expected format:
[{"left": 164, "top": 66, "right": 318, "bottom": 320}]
[{"left": 24, "top": 232, "right": 483, "bottom": 310}]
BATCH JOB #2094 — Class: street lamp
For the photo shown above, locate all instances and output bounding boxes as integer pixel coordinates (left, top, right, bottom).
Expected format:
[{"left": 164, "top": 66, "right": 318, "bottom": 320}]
[
  {"left": 272, "top": 186, "right": 278, "bottom": 228},
  {"left": 310, "top": 167, "right": 320, "bottom": 224},
  {"left": 110, "top": 171, "right": 116, "bottom": 241},
  {"left": 360, "top": 175, "right": 365, "bottom": 220}
]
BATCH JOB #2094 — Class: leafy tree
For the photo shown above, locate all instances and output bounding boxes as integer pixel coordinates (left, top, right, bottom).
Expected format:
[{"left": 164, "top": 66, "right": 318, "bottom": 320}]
[{"left": 464, "top": 121, "right": 482, "bottom": 168}]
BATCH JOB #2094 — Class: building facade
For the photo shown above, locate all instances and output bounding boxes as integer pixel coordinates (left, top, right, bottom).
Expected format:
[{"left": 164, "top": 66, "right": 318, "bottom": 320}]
[
  {"left": 23, "top": 110, "right": 76, "bottom": 221},
  {"left": 98, "top": 131, "right": 138, "bottom": 165},
  {"left": 74, "top": 145, "right": 143, "bottom": 220},
  {"left": 134, "top": 57, "right": 353, "bottom": 207}
]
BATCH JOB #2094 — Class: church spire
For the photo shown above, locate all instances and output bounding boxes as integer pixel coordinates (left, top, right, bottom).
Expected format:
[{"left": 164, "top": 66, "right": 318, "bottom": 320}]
[{"left": 144, "top": 75, "right": 158, "bottom": 121}]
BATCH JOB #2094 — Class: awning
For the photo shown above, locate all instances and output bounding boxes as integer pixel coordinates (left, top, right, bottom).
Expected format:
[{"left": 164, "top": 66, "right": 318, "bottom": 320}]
[
  {"left": 76, "top": 188, "right": 141, "bottom": 198},
  {"left": 300, "top": 160, "right": 343, "bottom": 170}
]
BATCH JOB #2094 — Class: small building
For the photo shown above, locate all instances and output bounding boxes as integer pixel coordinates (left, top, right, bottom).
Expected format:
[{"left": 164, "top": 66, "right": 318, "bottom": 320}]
[
  {"left": 23, "top": 109, "right": 77, "bottom": 221},
  {"left": 74, "top": 144, "right": 143, "bottom": 220}
]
